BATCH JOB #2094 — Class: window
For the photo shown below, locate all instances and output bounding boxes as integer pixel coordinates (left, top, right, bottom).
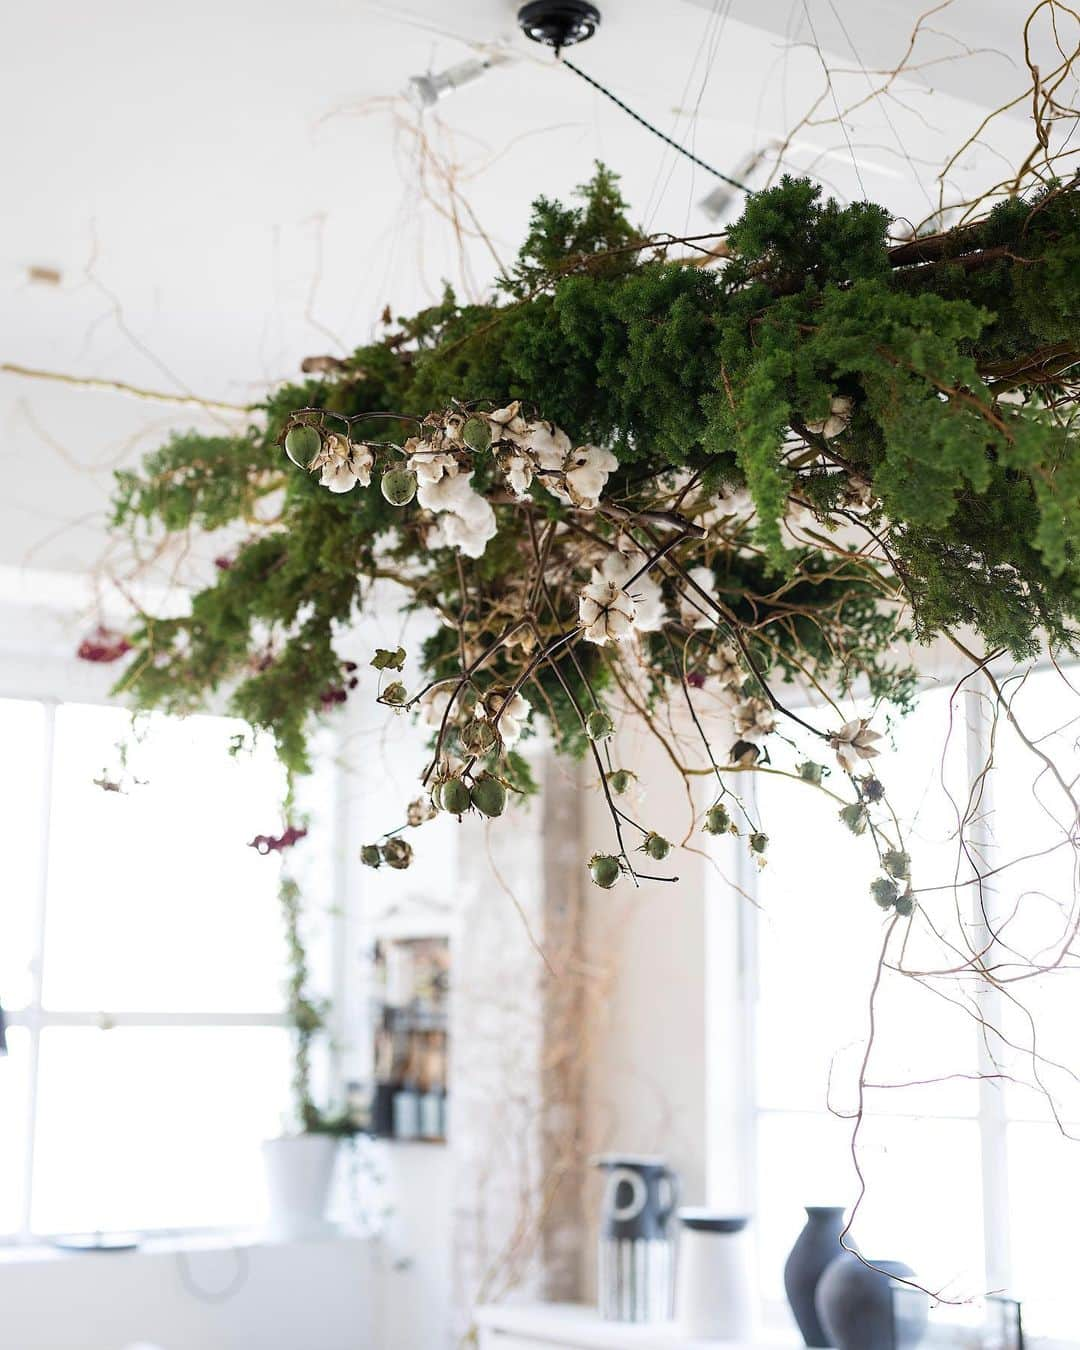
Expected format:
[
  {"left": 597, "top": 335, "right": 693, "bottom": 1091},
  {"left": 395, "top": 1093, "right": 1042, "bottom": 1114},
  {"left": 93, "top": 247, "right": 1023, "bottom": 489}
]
[
  {"left": 745, "top": 668, "right": 1080, "bottom": 1340},
  {"left": 0, "top": 698, "right": 297, "bottom": 1239}
]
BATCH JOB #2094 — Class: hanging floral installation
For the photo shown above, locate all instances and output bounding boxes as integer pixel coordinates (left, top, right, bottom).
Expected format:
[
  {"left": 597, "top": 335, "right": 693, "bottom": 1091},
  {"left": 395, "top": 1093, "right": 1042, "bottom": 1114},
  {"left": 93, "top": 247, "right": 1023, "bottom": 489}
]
[{"left": 109, "top": 154, "right": 1080, "bottom": 920}]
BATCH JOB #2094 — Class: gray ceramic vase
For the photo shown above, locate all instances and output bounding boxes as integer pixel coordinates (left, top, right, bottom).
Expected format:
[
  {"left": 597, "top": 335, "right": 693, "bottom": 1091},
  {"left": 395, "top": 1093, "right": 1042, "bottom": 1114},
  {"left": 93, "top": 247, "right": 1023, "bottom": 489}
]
[
  {"left": 815, "top": 1254, "right": 929, "bottom": 1350},
  {"left": 783, "top": 1207, "right": 847, "bottom": 1346}
]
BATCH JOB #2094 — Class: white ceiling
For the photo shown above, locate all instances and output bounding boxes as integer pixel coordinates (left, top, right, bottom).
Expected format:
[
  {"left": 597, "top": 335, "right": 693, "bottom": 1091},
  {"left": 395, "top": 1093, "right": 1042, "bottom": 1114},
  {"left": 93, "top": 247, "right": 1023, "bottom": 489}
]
[{"left": 0, "top": 0, "right": 1043, "bottom": 586}]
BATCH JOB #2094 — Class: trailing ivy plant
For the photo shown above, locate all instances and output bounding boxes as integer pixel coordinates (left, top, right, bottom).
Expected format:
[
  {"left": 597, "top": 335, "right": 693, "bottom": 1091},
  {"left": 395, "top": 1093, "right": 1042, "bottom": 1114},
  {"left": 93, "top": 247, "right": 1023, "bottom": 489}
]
[{"left": 110, "top": 167, "right": 1080, "bottom": 912}]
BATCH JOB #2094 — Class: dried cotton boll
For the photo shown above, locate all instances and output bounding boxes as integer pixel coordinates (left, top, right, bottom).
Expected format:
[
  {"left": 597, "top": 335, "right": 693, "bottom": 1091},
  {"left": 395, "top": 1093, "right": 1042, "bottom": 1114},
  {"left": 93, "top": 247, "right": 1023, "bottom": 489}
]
[
  {"left": 419, "top": 683, "right": 457, "bottom": 729},
  {"left": 521, "top": 420, "right": 571, "bottom": 468},
  {"left": 579, "top": 579, "right": 636, "bottom": 644},
  {"left": 488, "top": 401, "right": 527, "bottom": 442},
  {"left": 480, "top": 689, "right": 531, "bottom": 749},
  {"left": 827, "top": 718, "right": 883, "bottom": 773},
  {"left": 416, "top": 471, "right": 497, "bottom": 559},
  {"left": 562, "top": 444, "right": 619, "bottom": 510},
  {"left": 407, "top": 445, "right": 460, "bottom": 487},
  {"left": 732, "top": 697, "right": 776, "bottom": 742},
  {"left": 381, "top": 838, "right": 414, "bottom": 869},
  {"left": 597, "top": 549, "right": 666, "bottom": 632},
  {"left": 805, "top": 395, "right": 853, "bottom": 439}
]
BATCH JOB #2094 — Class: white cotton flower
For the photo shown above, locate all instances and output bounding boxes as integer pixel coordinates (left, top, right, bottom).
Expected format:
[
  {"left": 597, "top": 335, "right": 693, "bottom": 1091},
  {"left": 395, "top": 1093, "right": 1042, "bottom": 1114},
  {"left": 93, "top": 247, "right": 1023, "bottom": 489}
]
[
  {"left": 316, "top": 434, "right": 374, "bottom": 493},
  {"left": 417, "top": 470, "right": 497, "bottom": 559},
  {"left": 579, "top": 579, "right": 637, "bottom": 644},
  {"left": 505, "top": 454, "right": 534, "bottom": 498},
  {"left": 480, "top": 689, "right": 531, "bottom": 750},
  {"left": 522, "top": 420, "right": 571, "bottom": 468},
  {"left": 488, "top": 401, "right": 527, "bottom": 442},
  {"left": 710, "top": 643, "right": 743, "bottom": 690},
  {"left": 828, "top": 717, "right": 883, "bottom": 773},
  {"left": 545, "top": 444, "right": 618, "bottom": 510},
  {"left": 806, "top": 395, "right": 853, "bottom": 439},
  {"left": 419, "top": 683, "right": 457, "bottom": 729},
  {"left": 732, "top": 697, "right": 776, "bottom": 742},
  {"left": 407, "top": 445, "right": 459, "bottom": 487},
  {"left": 597, "top": 549, "right": 666, "bottom": 632},
  {"left": 678, "top": 565, "right": 718, "bottom": 629}
]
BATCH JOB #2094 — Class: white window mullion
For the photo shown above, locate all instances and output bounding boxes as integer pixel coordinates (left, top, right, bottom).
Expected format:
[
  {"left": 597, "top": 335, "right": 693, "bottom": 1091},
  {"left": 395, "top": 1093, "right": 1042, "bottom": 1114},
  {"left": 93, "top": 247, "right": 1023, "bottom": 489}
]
[
  {"left": 19, "top": 700, "right": 57, "bottom": 1240},
  {"left": 964, "top": 678, "right": 1013, "bottom": 1293}
]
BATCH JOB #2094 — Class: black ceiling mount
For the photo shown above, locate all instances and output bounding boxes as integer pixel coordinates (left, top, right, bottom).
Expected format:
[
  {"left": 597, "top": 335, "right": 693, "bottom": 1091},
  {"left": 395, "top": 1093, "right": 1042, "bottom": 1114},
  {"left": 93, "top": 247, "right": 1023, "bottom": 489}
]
[{"left": 517, "top": 1, "right": 601, "bottom": 54}]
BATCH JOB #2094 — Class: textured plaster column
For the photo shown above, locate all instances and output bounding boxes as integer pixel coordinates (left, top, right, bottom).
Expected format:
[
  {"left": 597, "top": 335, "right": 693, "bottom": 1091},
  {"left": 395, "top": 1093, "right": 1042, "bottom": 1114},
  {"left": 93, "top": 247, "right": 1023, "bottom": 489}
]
[{"left": 450, "top": 744, "right": 587, "bottom": 1333}]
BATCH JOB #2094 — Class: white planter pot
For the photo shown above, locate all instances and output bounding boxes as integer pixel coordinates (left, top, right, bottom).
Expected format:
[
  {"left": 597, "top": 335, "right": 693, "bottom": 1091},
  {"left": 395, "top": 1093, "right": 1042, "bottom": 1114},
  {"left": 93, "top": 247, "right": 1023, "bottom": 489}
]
[
  {"left": 261, "top": 1134, "right": 339, "bottom": 1240},
  {"left": 675, "top": 1209, "right": 753, "bottom": 1339}
]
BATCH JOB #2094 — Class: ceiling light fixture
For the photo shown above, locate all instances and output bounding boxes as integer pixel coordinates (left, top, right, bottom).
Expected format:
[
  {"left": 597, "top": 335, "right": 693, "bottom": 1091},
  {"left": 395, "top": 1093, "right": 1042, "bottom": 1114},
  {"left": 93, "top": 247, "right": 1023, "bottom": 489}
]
[
  {"left": 517, "top": 1, "right": 602, "bottom": 54},
  {"left": 406, "top": 52, "right": 509, "bottom": 110}
]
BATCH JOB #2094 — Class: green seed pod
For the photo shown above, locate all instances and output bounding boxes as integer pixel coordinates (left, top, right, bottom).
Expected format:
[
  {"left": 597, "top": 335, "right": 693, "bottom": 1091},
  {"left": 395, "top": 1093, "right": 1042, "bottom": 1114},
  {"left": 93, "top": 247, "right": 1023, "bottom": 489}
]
[
  {"left": 381, "top": 467, "right": 418, "bottom": 506},
  {"left": 462, "top": 416, "right": 491, "bottom": 453},
  {"left": 460, "top": 719, "right": 498, "bottom": 754},
  {"left": 360, "top": 844, "right": 382, "bottom": 869},
  {"left": 589, "top": 853, "right": 621, "bottom": 889},
  {"left": 440, "top": 777, "right": 472, "bottom": 816},
  {"left": 381, "top": 838, "right": 413, "bottom": 870},
  {"left": 470, "top": 773, "right": 507, "bottom": 818},
  {"left": 606, "top": 769, "right": 635, "bottom": 795},
  {"left": 894, "top": 890, "right": 915, "bottom": 917},
  {"left": 642, "top": 831, "right": 671, "bottom": 861},
  {"left": 871, "top": 876, "right": 899, "bottom": 908},
  {"left": 586, "top": 709, "right": 615, "bottom": 741},
  {"left": 285, "top": 423, "right": 322, "bottom": 464},
  {"left": 839, "top": 802, "right": 867, "bottom": 835},
  {"left": 749, "top": 831, "right": 769, "bottom": 855},
  {"left": 381, "top": 681, "right": 407, "bottom": 706},
  {"left": 882, "top": 849, "right": 911, "bottom": 880},
  {"left": 703, "top": 803, "right": 730, "bottom": 835}
]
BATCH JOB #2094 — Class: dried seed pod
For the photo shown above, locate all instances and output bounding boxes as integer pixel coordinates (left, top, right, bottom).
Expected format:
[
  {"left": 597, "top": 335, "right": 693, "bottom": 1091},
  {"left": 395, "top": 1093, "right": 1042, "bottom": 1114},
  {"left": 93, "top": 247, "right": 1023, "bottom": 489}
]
[
  {"left": 381, "top": 837, "right": 413, "bottom": 869},
  {"left": 460, "top": 718, "right": 498, "bottom": 754}
]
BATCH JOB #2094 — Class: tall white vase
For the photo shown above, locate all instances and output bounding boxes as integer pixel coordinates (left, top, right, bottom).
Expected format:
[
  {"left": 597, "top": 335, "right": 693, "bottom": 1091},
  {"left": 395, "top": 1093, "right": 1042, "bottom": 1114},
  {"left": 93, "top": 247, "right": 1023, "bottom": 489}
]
[
  {"left": 675, "top": 1209, "right": 753, "bottom": 1339},
  {"left": 261, "top": 1134, "right": 338, "bottom": 1240}
]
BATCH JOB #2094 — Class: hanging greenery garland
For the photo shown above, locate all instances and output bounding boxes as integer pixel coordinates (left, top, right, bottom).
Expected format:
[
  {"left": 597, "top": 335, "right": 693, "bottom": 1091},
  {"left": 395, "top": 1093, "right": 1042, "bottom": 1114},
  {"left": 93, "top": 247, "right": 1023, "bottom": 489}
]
[{"left": 110, "top": 167, "right": 1080, "bottom": 905}]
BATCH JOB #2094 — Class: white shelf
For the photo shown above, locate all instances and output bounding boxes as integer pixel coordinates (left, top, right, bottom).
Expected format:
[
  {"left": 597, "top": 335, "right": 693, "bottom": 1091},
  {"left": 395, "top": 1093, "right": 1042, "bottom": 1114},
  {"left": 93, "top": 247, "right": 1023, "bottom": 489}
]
[{"left": 475, "top": 1303, "right": 795, "bottom": 1349}]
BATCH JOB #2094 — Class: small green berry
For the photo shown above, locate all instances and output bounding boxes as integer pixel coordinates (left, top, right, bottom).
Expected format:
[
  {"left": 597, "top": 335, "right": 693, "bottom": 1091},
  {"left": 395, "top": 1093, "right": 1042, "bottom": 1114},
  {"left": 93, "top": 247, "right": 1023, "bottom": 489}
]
[
  {"left": 606, "top": 769, "right": 635, "bottom": 795},
  {"left": 641, "top": 831, "right": 671, "bottom": 861},
  {"left": 703, "top": 803, "right": 730, "bottom": 835},
  {"left": 381, "top": 467, "right": 417, "bottom": 506},
  {"left": 589, "top": 853, "right": 621, "bottom": 889},
  {"left": 439, "top": 777, "right": 472, "bottom": 816},
  {"left": 462, "top": 416, "right": 491, "bottom": 453},
  {"left": 749, "top": 831, "right": 768, "bottom": 855},
  {"left": 285, "top": 424, "right": 322, "bottom": 464},
  {"left": 470, "top": 773, "right": 507, "bottom": 818},
  {"left": 586, "top": 709, "right": 615, "bottom": 741}
]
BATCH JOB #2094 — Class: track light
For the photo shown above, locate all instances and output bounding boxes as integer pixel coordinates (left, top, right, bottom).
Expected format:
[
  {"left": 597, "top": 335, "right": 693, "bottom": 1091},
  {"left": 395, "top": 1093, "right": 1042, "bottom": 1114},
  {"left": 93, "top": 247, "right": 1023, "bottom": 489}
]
[{"left": 406, "top": 54, "right": 507, "bottom": 110}]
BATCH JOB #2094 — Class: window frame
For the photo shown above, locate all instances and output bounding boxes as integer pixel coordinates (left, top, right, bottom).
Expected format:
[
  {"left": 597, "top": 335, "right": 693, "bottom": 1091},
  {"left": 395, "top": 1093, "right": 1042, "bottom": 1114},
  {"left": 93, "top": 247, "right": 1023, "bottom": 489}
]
[
  {"left": 0, "top": 689, "right": 347, "bottom": 1245},
  {"left": 717, "top": 668, "right": 1078, "bottom": 1340}
]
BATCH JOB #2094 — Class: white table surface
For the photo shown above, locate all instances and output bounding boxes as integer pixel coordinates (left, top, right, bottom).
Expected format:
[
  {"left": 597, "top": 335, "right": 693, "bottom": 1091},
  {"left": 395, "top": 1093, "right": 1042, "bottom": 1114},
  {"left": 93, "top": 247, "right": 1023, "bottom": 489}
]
[{"left": 475, "top": 1303, "right": 795, "bottom": 1349}]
